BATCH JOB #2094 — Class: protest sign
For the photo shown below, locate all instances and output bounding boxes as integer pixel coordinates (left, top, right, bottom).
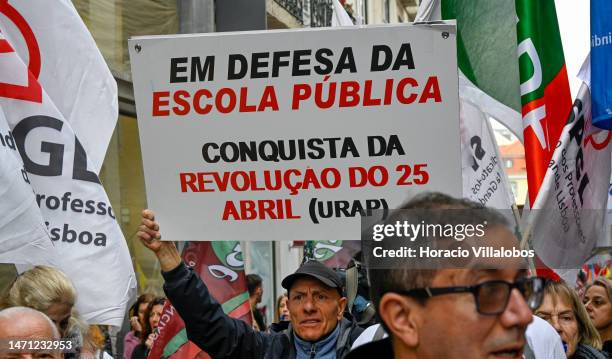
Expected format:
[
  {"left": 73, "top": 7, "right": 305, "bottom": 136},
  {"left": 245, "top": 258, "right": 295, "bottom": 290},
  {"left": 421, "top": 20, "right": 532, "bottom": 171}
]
[{"left": 129, "top": 24, "right": 461, "bottom": 242}]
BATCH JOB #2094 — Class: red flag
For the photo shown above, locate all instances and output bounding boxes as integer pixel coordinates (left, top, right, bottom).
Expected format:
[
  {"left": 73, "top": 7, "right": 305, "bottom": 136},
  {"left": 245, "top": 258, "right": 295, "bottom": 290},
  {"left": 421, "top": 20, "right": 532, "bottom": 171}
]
[{"left": 149, "top": 241, "right": 252, "bottom": 359}]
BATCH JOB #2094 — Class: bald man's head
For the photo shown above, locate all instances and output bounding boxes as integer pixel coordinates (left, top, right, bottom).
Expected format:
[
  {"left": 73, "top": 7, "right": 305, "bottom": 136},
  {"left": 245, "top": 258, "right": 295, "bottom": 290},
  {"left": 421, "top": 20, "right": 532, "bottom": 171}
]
[{"left": 0, "top": 307, "right": 62, "bottom": 358}]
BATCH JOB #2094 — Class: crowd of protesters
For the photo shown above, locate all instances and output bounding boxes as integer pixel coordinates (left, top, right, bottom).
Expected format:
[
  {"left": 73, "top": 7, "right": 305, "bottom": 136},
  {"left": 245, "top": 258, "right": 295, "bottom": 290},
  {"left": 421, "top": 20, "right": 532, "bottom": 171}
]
[
  {"left": 133, "top": 192, "right": 612, "bottom": 359},
  {"left": 0, "top": 192, "right": 610, "bottom": 359}
]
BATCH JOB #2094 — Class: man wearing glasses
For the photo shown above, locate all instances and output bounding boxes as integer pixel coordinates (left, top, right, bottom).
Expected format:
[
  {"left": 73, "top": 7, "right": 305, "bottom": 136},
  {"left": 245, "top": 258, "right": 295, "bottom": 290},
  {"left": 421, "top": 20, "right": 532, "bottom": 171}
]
[{"left": 348, "top": 192, "right": 546, "bottom": 359}]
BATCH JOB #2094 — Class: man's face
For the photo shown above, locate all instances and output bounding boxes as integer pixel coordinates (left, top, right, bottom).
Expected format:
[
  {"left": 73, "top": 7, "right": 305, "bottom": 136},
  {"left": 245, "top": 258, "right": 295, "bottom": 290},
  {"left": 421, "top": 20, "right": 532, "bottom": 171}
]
[
  {"left": 415, "top": 267, "right": 532, "bottom": 358},
  {"left": 384, "top": 226, "right": 533, "bottom": 359},
  {"left": 0, "top": 313, "right": 62, "bottom": 359},
  {"left": 287, "top": 277, "right": 347, "bottom": 341},
  {"left": 417, "top": 226, "right": 532, "bottom": 358}
]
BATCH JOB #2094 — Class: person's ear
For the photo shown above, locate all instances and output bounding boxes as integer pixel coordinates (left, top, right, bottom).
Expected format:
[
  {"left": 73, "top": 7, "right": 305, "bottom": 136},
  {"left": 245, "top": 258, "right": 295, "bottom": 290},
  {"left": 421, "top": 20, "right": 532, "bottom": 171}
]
[
  {"left": 378, "top": 293, "right": 420, "bottom": 348},
  {"left": 337, "top": 296, "right": 348, "bottom": 319}
]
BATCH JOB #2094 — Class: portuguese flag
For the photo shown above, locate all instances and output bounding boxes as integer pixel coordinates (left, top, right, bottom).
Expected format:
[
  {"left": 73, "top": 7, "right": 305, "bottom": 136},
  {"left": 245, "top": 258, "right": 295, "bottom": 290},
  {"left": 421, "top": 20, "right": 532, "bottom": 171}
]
[
  {"left": 148, "top": 241, "right": 252, "bottom": 359},
  {"left": 515, "top": 0, "right": 572, "bottom": 205}
]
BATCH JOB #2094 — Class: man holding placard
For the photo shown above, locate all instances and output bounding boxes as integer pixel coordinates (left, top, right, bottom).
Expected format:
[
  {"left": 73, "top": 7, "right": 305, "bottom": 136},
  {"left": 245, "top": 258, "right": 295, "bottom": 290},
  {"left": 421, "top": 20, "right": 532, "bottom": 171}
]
[{"left": 138, "top": 209, "right": 363, "bottom": 359}]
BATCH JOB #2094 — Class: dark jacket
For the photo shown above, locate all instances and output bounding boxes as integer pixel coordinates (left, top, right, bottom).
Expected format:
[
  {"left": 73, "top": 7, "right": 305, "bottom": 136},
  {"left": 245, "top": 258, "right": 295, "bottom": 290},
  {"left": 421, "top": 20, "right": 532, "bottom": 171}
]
[
  {"left": 603, "top": 341, "right": 612, "bottom": 358},
  {"left": 130, "top": 344, "right": 147, "bottom": 359},
  {"left": 162, "top": 263, "right": 363, "bottom": 359},
  {"left": 345, "top": 337, "right": 611, "bottom": 359},
  {"left": 345, "top": 337, "right": 393, "bottom": 359},
  {"left": 572, "top": 344, "right": 609, "bottom": 359}
]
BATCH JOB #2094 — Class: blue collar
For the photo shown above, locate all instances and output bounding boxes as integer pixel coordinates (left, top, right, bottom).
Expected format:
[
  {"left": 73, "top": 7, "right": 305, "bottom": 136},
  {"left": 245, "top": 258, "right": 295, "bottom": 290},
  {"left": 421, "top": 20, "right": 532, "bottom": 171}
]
[{"left": 293, "top": 324, "right": 340, "bottom": 359}]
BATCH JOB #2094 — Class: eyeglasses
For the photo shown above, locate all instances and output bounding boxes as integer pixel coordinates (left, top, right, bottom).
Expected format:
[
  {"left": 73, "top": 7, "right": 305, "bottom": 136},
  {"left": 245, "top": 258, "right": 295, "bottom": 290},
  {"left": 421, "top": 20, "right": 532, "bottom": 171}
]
[{"left": 391, "top": 277, "right": 546, "bottom": 315}]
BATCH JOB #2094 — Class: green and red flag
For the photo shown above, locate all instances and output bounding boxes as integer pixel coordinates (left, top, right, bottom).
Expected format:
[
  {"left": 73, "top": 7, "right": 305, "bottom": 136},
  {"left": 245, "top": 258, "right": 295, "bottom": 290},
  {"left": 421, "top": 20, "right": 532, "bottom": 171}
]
[
  {"left": 305, "top": 240, "right": 361, "bottom": 269},
  {"left": 515, "top": 0, "right": 572, "bottom": 205},
  {"left": 415, "top": 0, "right": 521, "bottom": 211},
  {"left": 417, "top": 0, "right": 523, "bottom": 140},
  {"left": 416, "top": 0, "right": 573, "bottom": 280},
  {"left": 148, "top": 241, "right": 252, "bottom": 359},
  {"left": 417, "top": 0, "right": 572, "bottom": 206}
]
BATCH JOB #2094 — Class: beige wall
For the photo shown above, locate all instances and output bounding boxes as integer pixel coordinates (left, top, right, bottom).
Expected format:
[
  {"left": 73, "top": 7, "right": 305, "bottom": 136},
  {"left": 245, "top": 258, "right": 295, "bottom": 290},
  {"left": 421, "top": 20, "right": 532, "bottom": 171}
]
[
  {"left": 367, "top": 0, "right": 411, "bottom": 24},
  {"left": 99, "top": 115, "right": 164, "bottom": 296},
  {"left": 74, "top": 0, "right": 179, "bottom": 74}
]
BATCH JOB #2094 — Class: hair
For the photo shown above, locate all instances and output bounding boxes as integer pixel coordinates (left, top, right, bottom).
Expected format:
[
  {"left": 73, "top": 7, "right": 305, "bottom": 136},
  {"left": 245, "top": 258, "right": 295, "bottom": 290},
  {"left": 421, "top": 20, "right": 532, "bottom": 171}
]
[
  {"left": 129, "top": 293, "right": 155, "bottom": 320},
  {"left": 140, "top": 297, "right": 166, "bottom": 344},
  {"left": 584, "top": 278, "right": 612, "bottom": 335},
  {"left": 1, "top": 266, "right": 76, "bottom": 311},
  {"left": 0, "top": 306, "right": 60, "bottom": 339},
  {"left": 543, "top": 281, "right": 602, "bottom": 350},
  {"left": 82, "top": 325, "right": 106, "bottom": 355},
  {"left": 1, "top": 266, "right": 79, "bottom": 338},
  {"left": 585, "top": 278, "right": 612, "bottom": 303},
  {"left": 247, "top": 274, "right": 263, "bottom": 296},
  {"left": 367, "top": 192, "right": 511, "bottom": 312},
  {"left": 274, "top": 293, "right": 288, "bottom": 323}
]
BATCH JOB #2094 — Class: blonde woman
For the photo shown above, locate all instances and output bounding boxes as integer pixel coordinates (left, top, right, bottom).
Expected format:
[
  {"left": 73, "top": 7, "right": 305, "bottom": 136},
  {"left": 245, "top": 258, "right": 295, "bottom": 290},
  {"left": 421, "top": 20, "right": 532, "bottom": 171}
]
[
  {"left": 535, "top": 280, "right": 606, "bottom": 358},
  {"left": 1, "top": 265, "right": 82, "bottom": 357},
  {"left": 275, "top": 293, "right": 290, "bottom": 323},
  {"left": 584, "top": 278, "right": 612, "bottom": 356}
]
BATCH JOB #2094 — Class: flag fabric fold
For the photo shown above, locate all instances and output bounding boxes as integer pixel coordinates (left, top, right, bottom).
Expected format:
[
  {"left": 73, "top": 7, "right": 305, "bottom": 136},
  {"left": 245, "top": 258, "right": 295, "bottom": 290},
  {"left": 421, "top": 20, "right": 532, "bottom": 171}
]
[
  {"left": 0, "top": 5, "right": 135, "bottom": 325},
  {"left": 527, "top": 78, "right": 611, "bottom": 283},
  {"left": 415, "top": 0, "right": 524, "bottom": 142},
  {"left": 459, "top": 81, "right": 516, "bottom": 211},
  {"left": 0, "top": 0, "right": 119, "bottom": 171},
  {"left": 331, "top": 0, "right": 353, "bottom": 27},
  {"left": 0, "top": 106, "right": 56, "bottom": 266}
]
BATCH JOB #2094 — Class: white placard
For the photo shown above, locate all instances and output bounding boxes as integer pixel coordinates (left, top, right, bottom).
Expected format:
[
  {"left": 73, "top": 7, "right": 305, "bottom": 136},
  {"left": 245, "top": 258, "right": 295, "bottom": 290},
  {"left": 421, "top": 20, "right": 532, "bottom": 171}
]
[{"left": 129, "top": 23, "right": 461, "bottom": 241}]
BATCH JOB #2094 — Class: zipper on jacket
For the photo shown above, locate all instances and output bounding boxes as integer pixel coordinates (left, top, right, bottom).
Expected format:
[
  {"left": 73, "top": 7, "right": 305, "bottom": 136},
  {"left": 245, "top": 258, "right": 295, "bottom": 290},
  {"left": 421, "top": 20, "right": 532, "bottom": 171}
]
[{"left": 309, "top": 344, "right": 316, "bottom": 359}]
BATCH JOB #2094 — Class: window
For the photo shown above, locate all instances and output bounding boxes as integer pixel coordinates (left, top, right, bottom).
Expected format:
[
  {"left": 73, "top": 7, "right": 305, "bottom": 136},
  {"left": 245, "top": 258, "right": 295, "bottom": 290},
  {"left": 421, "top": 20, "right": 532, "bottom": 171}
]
[
  {"left": 383, "top": 0, "right": 390, "bottom": 23},
  {"left": 505, "top": 159, "right": 513, "bottom": 168}
]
